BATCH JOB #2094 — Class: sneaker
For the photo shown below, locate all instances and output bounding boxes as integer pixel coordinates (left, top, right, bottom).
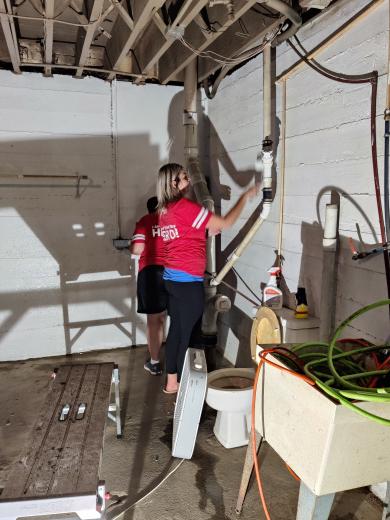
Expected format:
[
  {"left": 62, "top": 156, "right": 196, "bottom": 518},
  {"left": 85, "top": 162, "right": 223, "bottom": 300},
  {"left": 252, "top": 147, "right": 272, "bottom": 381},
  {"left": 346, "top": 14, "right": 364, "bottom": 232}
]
[{"left": 144, "top": 360, "right": 163, "bottom": 376}]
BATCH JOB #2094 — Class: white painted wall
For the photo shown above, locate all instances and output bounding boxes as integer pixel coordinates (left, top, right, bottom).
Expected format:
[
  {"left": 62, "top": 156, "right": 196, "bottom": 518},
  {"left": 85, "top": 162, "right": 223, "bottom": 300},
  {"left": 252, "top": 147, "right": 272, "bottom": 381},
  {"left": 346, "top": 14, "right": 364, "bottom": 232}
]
[
  {"left": 201, "top": 0, "right": 389, "bottom": 365},
  {"left": 0, "top": 73, "right": 183, "bottom": 360}
]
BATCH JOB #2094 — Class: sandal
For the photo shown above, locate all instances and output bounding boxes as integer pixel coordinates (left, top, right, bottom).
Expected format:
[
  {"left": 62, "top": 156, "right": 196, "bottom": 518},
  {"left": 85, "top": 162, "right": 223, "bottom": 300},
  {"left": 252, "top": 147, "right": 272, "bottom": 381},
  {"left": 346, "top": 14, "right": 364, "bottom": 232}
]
[{"left": 163, "top": 387, "right": 178, "bottom": 394}]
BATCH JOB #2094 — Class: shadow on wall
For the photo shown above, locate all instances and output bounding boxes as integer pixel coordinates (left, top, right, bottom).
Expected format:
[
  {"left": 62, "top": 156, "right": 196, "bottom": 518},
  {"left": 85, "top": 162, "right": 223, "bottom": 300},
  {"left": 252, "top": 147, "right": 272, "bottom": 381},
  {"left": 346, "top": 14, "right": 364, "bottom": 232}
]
[
  {"left": 216, "top": 198, "right": 389, "bottom": 366},
  {"left": 0, "top": 132, "right": 167, "bottom": 359}
]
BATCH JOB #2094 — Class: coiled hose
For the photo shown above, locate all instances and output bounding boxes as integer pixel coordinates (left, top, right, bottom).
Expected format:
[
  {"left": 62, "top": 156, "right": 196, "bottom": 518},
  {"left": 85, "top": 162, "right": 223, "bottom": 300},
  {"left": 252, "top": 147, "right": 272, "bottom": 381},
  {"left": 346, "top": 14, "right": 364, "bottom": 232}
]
[{"left": 287, "top": 299, "right": 390, "bottom": 426}]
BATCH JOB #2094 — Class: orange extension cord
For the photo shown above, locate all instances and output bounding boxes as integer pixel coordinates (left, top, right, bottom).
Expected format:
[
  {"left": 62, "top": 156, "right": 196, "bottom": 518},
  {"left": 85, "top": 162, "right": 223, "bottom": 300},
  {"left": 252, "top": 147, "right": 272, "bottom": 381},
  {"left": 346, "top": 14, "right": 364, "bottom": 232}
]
[{"left": 250, "top": 349, "right": 315, "bottom": 520}]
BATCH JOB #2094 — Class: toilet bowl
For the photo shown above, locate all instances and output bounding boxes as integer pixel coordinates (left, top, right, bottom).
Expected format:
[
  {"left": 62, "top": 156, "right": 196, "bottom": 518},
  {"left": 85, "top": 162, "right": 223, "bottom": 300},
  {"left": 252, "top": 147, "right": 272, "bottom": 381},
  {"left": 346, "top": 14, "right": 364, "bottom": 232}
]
[{"left": 205, "top": 368, "right": 255, "bottom": 449}]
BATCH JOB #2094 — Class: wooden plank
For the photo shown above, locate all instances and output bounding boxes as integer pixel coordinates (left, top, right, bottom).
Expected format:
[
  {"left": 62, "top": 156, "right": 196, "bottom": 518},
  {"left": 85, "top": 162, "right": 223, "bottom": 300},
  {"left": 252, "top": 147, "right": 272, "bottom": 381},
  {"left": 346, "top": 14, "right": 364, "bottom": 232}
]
[
  {"left": 43, "top": 0, "right": 55, "bottom": 76},
  {"left": 1, "top": 366, "right": 71, "bottom": 499},
  {"left": 106, "top": 0, "right": 166, "bottom": 80},
  {"left": 135, "top": 0, "right": 208, "bottom": 77},
  {"left": 1, "top": 363, "right": 115, "bottom": 501},
  {"left": 22, "top": 365, "right": 87, "bottom": 497},
  {"left": 76, "top": 364, "right": 114, "bottom": 493},
  {"left": 49, "top": 364, "right": 101, "bottom": 495},
  {"left": 74, "top": 0, "right": 105, "bottom": 78},
  {"left": 0, "top": 0, "right": 21, "bottom": 73}
]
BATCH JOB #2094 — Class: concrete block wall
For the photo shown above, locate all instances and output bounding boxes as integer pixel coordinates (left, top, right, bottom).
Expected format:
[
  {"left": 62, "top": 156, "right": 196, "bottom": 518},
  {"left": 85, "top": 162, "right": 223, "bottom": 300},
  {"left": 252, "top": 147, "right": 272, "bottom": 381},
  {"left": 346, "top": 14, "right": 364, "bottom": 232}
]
[
  {"left": 201, "top": 0, "right": 389, "bottom": 365},
  {"left": 0, "top": 73, "right": 183, "bottom": 360}
]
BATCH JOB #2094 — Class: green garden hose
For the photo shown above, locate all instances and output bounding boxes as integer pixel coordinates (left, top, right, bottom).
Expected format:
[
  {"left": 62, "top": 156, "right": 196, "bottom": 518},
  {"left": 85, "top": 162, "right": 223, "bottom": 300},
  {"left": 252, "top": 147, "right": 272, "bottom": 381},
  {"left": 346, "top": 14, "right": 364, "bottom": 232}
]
[{"left": 291, "top": 299, "right": 390, "bottom": 426}]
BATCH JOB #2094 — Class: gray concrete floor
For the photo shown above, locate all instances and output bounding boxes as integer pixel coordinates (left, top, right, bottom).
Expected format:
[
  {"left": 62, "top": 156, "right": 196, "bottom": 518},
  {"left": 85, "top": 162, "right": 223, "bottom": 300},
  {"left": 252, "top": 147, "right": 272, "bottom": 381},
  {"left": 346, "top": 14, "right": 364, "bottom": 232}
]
[{"left": 0, "top": 346, "right": 384, "bottom": 520}]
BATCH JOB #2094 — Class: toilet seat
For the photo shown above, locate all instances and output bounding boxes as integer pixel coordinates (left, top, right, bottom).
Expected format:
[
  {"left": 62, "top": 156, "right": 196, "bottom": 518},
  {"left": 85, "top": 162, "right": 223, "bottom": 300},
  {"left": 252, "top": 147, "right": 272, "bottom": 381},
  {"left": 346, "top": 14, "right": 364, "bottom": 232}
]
[{"left": 250, "top": 306, "right": 282, "bottom": 364}]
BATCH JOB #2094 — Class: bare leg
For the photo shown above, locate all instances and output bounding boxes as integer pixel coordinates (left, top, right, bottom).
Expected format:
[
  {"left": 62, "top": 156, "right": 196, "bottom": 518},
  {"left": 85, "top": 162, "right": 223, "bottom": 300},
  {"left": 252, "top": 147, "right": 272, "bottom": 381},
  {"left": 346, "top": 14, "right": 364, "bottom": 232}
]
[
  {"left": 166, "top": 373, "right": 179, "bottom": 392},
  {"left": 147, "top": 312, "right": 165, "bottom": 360}
]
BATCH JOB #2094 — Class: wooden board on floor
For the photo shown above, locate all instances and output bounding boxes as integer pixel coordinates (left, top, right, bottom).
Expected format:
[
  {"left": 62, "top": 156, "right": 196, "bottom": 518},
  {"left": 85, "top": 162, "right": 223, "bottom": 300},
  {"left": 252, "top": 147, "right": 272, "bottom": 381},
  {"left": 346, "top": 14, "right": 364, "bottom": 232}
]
[{"left": 0, "top": 362, "right": 114, "bottom": 500}]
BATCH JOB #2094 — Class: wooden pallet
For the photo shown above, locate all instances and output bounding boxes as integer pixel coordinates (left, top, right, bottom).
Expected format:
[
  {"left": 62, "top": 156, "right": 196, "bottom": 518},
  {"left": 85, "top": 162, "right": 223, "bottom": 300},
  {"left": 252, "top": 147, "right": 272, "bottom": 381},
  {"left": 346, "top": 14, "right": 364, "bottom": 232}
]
[{"left": 0, "top": 363, "right": 121, "bottom": 520}]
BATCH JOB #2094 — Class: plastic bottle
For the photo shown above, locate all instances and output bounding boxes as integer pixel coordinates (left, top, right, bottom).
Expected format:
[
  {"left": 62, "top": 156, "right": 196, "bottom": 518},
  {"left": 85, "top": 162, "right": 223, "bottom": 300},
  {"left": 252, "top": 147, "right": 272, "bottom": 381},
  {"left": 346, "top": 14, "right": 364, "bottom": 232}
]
[
  {"left": 263, "top": 267, "right": 283, "bottom": 310},
  {"left": 295, "top": 287, "right": 308, "bottom": 319}
]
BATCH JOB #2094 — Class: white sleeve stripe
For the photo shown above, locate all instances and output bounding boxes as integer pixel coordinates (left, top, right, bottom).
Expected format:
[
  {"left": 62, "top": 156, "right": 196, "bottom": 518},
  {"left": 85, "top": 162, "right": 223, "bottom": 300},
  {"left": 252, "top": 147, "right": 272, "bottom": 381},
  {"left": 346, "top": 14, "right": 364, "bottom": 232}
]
[
  {"left": 192, "top": 207, "right": 207, "bottom": 228},
  {"left": 131, "top": 234, "right": 145, "bottom": 241},
  {"left": 196, "top": 210, "right": 209, "bottom": 229}
]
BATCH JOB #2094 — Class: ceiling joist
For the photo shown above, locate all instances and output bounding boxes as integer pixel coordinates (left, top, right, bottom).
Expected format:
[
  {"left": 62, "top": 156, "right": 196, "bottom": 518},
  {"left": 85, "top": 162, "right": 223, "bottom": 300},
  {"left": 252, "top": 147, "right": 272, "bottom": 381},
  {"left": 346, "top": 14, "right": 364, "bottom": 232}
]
[
  {"left": 159, "top": 0, "right": 259, "bottom": 84},
  {"left": 0, "top": 0, "right": 331, "bottom": 87},
  {"left": 105, "top": 0, "right": 166, "bottom": 80},
  {"left": 0, "top": 0, "right": 21, "bottom": 73},
  {"left": 43, "top": 0, "right": 55, "bottom": 76},
  {"left": 134, "top": 0, "right": 208, "bottom": 84},
  {"left": 74, "top": 0, "right": 106, "bottom": 78}
]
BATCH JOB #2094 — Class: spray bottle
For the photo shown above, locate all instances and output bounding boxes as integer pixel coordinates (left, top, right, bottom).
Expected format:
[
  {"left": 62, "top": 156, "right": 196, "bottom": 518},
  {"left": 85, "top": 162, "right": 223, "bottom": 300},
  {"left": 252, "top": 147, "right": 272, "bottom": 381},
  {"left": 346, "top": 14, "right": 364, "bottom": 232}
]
[{"left": 263, "top": 267, "right": 283, "bottom": 310}]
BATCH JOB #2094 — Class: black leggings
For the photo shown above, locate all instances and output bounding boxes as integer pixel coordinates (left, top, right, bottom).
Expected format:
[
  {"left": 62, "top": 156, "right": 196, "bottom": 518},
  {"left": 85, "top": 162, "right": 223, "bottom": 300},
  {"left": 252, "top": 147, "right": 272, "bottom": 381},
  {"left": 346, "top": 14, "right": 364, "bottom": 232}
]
[{"left": 164, "top": 280, "right": 204, "bottom": 380}]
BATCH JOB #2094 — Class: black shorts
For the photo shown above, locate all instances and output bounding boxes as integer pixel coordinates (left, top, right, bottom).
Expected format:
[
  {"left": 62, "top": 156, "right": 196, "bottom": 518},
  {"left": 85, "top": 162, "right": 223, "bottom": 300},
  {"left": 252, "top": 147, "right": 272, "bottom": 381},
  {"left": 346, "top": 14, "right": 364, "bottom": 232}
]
[{"left": 137, "top": 265, "right": 168, "bottom": 314}]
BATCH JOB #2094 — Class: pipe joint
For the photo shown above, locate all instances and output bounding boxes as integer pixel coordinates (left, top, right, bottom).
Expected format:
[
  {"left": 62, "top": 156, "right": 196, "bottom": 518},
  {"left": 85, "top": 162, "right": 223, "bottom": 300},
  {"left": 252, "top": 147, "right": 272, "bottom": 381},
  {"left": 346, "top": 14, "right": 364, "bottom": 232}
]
[
  {"left": 385, "top": 108, "right": 390, "bottom": 121},
  {"left": 262, "top": 187, "right": 273, "bottom": 202},
  {"left": 183, "top": 111, "right": 198, "bottom": 125},
  {"left": 262, "top": 137, "right": 273, "bottom": 152},
  {"left": 260, "top": 201, "right": 272, "bottom": 219}
]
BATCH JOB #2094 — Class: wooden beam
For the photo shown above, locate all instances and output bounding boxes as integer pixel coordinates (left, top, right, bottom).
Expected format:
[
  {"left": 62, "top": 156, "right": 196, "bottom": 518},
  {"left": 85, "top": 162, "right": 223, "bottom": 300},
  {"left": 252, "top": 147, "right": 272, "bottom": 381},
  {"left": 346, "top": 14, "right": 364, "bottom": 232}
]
[
  {"left": 198, "top": 15, "right": 281, "bottom": 82},
  {"left": 105, "top": 0, "right": 165, "bottom": 80},
  {"left": 74, "top": 0, "right": 107, "bottom": 78},
  {"left": 152, "top": 11, "right": 166, "bottom": 35},
  {"left": 113, "top": 0, "right": 134, "bottom": 31},
  {"left": 159, "top": 0, "right": 259, "bottom": 84},
  {"left": 276, "top": 0, "right": 384, "bottom": 83},
  {"left": 20, "top": 60, "right": 152, "bottom": 79},
  {"left": 0, "top": 0, "right": 21, "bottom": 73},
  {"left": 136, "top": 0, "right": 208, "bottom": 79},
  {"left": 43, "top": 0, "right": 55, "bottom": 76}
]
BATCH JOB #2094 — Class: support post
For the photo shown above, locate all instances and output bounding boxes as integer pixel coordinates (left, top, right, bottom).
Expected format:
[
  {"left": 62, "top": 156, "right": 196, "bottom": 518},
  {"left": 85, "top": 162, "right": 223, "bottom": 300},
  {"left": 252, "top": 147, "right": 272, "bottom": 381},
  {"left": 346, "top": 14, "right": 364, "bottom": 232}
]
[
  {"left": 319, "top": 202, "right": 339, "bottom": 341},
  {"left": 296, "top": 481, "right": 335, "bottom": 520},
  {"left": 235, "top": 429, "right": 262, "bottom": 515},
  {"left": 109, "top": 366, "right": 122, "bottom": 438},
  {"left": 382, "top": 481, "right": 390, "bottom": 520}
]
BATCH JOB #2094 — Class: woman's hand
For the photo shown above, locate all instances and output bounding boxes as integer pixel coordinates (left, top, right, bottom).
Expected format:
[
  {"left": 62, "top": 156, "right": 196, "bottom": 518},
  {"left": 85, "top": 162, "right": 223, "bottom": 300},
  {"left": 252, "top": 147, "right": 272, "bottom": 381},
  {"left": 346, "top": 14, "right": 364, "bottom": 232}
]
[{"left": 244, "top": 183, "right": 260, "bottom": 201}]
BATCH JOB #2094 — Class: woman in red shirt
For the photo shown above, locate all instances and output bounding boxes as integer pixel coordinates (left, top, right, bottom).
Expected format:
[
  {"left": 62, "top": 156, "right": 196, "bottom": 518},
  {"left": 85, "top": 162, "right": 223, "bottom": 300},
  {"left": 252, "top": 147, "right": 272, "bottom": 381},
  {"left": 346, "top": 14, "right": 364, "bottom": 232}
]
[{"left": 157, "top": 163, "right": 257, "bottom": 393}]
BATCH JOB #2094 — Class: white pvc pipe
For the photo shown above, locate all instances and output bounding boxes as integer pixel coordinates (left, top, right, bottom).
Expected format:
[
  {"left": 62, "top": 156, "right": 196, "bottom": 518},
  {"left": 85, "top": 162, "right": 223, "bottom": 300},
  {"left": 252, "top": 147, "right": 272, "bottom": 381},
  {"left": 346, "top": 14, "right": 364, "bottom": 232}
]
[
  {"left": 211, "top": 46, "right": 274, "bottom": 286},
  {"left": 323, "top": 203, "right": 338, "bottom": 248}
]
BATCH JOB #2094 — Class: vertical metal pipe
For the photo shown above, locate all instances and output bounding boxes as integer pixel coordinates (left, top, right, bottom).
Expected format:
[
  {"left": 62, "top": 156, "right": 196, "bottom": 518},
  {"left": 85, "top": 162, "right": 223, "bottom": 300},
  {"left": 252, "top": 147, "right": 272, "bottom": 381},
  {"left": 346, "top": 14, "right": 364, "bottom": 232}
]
[
  {"left": 111, "top": 78, "right": 120, "bottom": 238},
  {"left": 183, "top": 62, "right": 222, "bottom": 335},
  {"left": 263, "top": 44, "right": 272, "bottom": 140},
  {"left": 277, "top": 80, "right": 287, "bottom": 265}
]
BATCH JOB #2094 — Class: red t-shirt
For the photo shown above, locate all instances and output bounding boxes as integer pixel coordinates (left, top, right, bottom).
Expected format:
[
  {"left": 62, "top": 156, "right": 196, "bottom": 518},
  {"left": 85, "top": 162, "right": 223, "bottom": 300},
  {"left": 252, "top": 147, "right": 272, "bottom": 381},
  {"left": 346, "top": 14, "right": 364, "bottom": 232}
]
[
  {"left": 131, "top": 213, "right": 165, "bottom": 272},
  {"left": 159, "top": 198, "right": 212, "bottom": 277}
]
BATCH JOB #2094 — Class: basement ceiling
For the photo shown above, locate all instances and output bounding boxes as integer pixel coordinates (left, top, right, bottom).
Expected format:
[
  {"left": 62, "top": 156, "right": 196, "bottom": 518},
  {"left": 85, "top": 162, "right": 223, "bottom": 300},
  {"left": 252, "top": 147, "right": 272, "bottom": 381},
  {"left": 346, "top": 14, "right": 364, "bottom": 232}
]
[{"left": 0, "top": 0, "right": 335, "bottom": 84}]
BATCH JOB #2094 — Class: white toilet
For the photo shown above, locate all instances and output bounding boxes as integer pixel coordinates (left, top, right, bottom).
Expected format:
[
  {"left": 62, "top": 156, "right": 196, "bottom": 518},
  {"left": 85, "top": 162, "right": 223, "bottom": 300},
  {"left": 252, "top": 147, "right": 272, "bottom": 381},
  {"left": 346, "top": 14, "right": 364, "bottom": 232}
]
[{"left": 205, "top": 368, "right": 255, "bottom": 449}]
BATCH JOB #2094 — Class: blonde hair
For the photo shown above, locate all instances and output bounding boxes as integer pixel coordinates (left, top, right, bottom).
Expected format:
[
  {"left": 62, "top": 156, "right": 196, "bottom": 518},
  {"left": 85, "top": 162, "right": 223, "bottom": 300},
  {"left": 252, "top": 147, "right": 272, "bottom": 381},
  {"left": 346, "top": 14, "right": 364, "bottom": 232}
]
[{"left": 156, "top": 163, "right": 184, "bottom": 212}]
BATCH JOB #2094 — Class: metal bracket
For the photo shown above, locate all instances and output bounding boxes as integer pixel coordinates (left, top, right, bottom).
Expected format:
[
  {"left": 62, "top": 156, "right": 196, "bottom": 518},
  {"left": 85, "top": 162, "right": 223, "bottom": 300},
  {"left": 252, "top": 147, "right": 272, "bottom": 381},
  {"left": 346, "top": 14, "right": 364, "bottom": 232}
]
[{"left": 108, "top": 366, "right": 122, "bottom": 438}]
